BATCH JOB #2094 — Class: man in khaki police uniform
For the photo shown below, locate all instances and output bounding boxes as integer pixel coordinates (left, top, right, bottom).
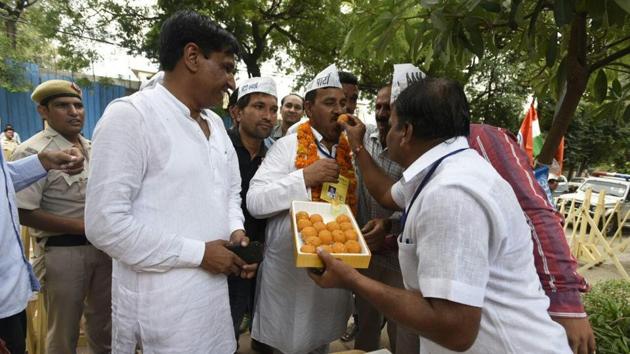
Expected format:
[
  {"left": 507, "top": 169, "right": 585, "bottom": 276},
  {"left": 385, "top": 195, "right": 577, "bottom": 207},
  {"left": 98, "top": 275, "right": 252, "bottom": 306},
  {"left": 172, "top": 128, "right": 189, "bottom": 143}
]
[{"left": 11, "top": 80, "right": 111, "bottom": 354}]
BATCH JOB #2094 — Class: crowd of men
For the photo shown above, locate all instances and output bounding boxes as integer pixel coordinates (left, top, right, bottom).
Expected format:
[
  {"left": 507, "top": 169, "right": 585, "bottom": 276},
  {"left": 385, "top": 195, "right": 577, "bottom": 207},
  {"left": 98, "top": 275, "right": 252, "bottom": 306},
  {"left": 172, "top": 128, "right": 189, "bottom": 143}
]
[{"left": 1, "top": 9, "right": 597, "bottom": 354}]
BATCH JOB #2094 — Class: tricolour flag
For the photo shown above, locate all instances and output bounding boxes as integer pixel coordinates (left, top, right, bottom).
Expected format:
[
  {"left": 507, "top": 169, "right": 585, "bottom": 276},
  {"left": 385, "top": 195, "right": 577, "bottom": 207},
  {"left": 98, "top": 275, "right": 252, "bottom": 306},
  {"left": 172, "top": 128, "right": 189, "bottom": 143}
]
[{"left": 517, "top": 101, "right": 543, "bottom": 167}]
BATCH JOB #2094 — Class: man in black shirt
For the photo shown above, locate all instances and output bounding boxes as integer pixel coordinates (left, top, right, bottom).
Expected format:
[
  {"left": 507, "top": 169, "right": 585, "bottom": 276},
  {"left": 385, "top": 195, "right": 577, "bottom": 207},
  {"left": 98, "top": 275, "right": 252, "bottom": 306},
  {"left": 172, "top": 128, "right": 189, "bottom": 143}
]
[{"left": 227, "top": 77, "right": 278, "bottom": 353}]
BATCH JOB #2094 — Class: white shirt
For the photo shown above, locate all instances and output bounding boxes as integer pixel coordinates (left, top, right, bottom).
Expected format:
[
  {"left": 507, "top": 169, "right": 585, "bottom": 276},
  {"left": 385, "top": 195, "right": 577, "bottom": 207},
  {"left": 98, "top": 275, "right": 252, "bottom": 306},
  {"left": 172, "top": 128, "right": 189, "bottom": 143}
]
[
  {"left": 391, "top": 137, "right": 571, "bottom": 354},
  {"left": 247, "top": 127, "right": 352, "bottom": 354},
  {"left": 85, "top": 83, "right": 243, "bottom": 353}
]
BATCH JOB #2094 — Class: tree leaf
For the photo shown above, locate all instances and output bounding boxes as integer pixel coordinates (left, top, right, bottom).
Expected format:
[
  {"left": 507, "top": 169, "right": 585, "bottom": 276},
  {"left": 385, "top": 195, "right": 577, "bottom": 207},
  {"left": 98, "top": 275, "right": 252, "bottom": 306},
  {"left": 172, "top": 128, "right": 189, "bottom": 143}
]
[
  {"left": 612, "top": 0, "right": 630, "bottom": 14},
  {"left": 593, "top": 70, "right": 608, "bottom": 103},
  {"left": 430, "top": 10, "right": 448, "bottom": 31},
  {"left": 466, "top": 26, "right": 484, "bottom": 57},
  {"left": 611, "top": 79, "right": 622, "bottom": 98},
  {"left": 553, "top": 0, "right": 575, "bottom": 27}
]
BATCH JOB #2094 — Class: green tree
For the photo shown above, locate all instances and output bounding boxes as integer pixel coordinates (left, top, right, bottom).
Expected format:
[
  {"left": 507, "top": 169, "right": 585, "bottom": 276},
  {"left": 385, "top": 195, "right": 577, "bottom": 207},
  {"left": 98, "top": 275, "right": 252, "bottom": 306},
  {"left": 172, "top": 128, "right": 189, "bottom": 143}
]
[
  {"left": 0, "top": 0, "right": 114, "bottom": 90},
  {"left": 107, "top": 0, "right": 352, "bottom": 78},
  {"left": 341, "top": 0, "right": 630, "bottom": 166}
]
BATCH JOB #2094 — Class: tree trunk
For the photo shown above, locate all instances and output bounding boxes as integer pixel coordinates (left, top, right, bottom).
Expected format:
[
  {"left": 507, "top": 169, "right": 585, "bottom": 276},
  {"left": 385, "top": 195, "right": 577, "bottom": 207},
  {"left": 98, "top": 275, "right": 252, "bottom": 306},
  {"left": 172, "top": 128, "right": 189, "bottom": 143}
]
[
  {"left": 537, "top": 13, "right": 588, "bottom": 166},
  {"left": 242, "top": 54, "right": 261, "bottom": 77},
  {"left": 5, "top": 19, "right": 18, "bottom": 49}
]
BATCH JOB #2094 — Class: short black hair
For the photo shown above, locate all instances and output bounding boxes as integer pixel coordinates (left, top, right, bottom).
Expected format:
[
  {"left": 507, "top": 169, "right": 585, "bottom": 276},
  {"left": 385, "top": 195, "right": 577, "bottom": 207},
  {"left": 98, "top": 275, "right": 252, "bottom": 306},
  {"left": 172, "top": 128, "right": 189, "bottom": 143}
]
[
  {"left": 158, "top": 10, "right": 241, "bottom": 71},
  {"left": 236, "top": 93, "right": 252, "bottom": 110},
  {"left": 339, "top": 71, "right": 358, "bottom": 86},
  {"left": 394, "top": 77, "right": 470, "bottom": 140},
  {"left": 305, "top": 90, "right": 317, "bottom": 104},
  {"left": 228, "top": 88, "right": 239, "bottom": 109},
  {"left": 281, "top": 93, "right": 304, "bottom": 106}
]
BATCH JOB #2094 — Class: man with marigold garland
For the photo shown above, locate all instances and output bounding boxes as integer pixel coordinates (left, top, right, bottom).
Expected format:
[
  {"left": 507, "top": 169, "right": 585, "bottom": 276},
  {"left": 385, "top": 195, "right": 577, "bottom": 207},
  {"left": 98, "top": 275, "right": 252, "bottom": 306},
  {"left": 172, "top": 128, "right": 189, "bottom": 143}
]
[{"left": 247, "top": 64, "right": 354, "bottom": 354}]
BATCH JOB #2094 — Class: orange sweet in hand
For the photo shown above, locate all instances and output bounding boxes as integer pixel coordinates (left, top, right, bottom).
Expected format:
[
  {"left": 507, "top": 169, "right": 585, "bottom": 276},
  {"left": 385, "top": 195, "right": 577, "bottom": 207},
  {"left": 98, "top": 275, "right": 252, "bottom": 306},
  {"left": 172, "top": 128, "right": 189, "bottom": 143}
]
[
  {"left": 301, "top": 244, "right": 316, "bottom": 254},
  {"left": 337, "top": 114, "right": 350, "bottom": 124},
  {"left": 332, "top": 242, "right": 346, "bottom": 253}
]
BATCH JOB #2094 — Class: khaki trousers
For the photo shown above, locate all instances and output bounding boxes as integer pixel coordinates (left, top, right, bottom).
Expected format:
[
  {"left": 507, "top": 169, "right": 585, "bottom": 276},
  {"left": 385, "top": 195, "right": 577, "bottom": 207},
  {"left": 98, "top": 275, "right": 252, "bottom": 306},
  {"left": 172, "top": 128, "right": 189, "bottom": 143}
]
[
  {"left": 355, "top": 254, "right": 419, "bottom": 354},
  {"left": 43, "top": 245, "right": 112, "bottom": 354}
]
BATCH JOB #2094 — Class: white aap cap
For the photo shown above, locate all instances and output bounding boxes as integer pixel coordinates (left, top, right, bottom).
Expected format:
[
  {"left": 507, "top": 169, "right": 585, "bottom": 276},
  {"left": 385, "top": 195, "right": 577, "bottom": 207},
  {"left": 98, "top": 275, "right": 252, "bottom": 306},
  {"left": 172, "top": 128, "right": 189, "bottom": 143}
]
[
  {"left": 304, "top": 64, "right": 342, "bottom": 95},
  {"left": 391, "top": 63, "right": 426, "bottom": 103},
  {"left": 237, "top": 77, "right": 277, "bottom": 101}
]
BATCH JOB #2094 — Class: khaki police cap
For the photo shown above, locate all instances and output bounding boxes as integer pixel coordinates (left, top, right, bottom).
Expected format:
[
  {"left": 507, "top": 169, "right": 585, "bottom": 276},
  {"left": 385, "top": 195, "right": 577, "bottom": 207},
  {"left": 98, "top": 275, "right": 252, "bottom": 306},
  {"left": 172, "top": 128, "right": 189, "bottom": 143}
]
[{"left": 31, "top": 80, "right": 82, "bottom": 105}]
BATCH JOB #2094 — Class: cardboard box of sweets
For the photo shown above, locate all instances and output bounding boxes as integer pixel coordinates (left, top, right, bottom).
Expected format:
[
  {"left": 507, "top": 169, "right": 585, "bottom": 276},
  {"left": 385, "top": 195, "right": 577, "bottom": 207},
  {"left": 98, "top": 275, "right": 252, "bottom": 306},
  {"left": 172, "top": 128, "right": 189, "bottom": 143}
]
[{"left": 291, "top": 201, "right": 371, "bottom": 268}]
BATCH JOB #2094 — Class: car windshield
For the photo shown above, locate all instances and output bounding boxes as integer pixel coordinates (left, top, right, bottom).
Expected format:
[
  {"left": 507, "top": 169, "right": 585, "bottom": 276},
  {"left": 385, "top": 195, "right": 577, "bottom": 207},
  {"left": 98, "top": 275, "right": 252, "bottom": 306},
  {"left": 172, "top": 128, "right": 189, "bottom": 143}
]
[{"left": 579, "top": 180, "right": 628, "bottom": 198}]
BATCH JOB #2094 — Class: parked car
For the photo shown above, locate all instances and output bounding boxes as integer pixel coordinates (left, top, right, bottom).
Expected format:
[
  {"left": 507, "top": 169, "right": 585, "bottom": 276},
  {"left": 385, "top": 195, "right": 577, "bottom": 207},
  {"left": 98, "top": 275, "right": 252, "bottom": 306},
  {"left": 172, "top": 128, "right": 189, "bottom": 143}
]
[
  {"left": 567, "top": 177, "right": 586, "bottom": 193},
  {"left": 556, "top": 176, "right": 630, "bottom": 235}
]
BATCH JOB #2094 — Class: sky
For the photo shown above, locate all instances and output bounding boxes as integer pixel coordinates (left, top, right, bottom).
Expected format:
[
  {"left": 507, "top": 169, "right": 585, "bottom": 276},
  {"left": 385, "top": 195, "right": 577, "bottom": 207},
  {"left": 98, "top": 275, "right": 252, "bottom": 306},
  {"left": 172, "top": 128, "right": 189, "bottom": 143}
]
[{"left": 86, "top": 42, "right": 376, "bottom": 125}]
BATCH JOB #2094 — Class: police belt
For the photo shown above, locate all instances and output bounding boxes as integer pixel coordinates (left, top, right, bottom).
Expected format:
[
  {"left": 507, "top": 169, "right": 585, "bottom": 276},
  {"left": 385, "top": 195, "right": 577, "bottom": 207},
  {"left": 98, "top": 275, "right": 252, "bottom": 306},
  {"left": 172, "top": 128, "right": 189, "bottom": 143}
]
[{"left": 45, "top": 234, "right": 91, "bottom": 247}]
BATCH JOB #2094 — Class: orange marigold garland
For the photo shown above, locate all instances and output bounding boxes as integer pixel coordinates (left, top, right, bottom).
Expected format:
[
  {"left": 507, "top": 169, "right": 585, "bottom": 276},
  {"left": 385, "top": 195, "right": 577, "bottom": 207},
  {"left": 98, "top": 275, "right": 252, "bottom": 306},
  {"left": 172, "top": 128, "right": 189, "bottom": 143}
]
[{"left": 295, "top": 121, "right": 358, "bottom": 216}]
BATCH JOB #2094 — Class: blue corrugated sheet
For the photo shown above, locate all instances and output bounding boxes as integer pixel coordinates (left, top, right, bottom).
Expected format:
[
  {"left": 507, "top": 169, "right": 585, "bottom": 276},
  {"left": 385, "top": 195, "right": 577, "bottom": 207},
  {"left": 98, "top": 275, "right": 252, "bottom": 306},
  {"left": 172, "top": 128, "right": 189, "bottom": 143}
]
[{"left": 0, "top": 63, "right": 128, "bottom": 140}]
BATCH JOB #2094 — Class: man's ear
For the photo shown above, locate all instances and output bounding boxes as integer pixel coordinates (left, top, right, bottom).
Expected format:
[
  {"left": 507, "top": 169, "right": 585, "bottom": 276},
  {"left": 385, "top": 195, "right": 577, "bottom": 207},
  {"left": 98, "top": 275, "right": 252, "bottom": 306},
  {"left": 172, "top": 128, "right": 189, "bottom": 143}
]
[
  {"left": 401, "top": 122, "right": 413, "bottom": 146},
  {"left": 37, "top": 105, "right": 48, "bottom": 120},
  {"left": 182, "top": 42, "right": 202, "bottom": 73},
  {"left": 235, "top": 107, "right": 243, "bottom": 124},
  {"left": 304, "top": 100, "right": 313, "bottom": 118}
]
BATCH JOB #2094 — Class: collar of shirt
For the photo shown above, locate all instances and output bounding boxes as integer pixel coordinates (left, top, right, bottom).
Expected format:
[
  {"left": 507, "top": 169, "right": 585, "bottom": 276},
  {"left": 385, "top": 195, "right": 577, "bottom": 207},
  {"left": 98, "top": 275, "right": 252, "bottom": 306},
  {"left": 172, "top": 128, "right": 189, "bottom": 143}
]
[
  {"left": 401, "top": 136, "right": 469, "bottom": 183},
  {"left": 155, "top": 83, "right": 212, "bottom": 124},
  {"left": 310, "top": 125, "right": 337, "bottom": 157},
  {"left": 43, "top": 125, "right": 90, "bottom": 151},
  {"left": 227, "top": 127, "right": 267, "bottom": 158}
]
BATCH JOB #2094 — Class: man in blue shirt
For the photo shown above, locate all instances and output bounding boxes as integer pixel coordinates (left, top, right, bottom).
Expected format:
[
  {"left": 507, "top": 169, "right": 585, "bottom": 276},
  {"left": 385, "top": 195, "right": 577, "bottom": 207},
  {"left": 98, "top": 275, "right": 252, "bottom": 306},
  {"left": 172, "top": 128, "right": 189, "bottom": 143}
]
[{"left": 0, "top": 148, "right": 83, "bottom": 354}]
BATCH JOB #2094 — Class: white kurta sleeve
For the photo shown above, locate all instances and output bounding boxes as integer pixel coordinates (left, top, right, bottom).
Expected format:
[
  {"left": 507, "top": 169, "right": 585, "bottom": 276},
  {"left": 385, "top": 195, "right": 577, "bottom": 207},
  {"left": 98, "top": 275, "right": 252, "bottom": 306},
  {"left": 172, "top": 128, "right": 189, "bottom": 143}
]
[
  {"left": 85, "top": 101, "right": 205, "bottom": 272},
  {"left": 247, "top": 137, "right": 309, "bottom": 218}
]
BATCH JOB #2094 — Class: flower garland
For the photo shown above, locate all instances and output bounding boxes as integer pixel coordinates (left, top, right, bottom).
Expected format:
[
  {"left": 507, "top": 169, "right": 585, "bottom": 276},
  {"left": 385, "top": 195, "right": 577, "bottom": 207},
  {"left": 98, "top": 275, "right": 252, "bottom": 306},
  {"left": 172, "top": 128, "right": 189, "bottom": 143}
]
[{"left": 295, "top": 120, "right": 358, "bottom": 216}]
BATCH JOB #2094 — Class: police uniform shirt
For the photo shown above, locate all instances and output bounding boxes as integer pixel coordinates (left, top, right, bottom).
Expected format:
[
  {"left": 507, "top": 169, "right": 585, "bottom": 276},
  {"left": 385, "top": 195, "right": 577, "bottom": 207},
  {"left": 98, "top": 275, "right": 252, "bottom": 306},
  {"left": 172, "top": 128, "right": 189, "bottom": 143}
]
[{"left": 11, "top": 125, "right": 90, "bottom": 241}]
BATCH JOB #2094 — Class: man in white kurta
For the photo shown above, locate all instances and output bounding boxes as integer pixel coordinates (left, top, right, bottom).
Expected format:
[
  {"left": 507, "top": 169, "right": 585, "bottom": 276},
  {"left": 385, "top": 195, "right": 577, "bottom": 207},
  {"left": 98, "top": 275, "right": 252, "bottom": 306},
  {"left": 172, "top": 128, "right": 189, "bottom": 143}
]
[
  {"left": 247, "top": 64, "right": 353, "bottom": 354},
  {"left": 85, "top": 11, "right": 254, "bottom": 353}
]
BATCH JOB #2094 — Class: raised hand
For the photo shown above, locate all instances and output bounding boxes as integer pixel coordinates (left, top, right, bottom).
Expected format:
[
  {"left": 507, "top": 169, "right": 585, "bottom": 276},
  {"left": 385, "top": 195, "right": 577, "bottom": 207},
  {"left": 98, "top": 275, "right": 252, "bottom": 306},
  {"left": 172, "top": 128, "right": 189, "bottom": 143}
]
[{"left": 303, "top": 158, "right": 340, "bottom": 187}]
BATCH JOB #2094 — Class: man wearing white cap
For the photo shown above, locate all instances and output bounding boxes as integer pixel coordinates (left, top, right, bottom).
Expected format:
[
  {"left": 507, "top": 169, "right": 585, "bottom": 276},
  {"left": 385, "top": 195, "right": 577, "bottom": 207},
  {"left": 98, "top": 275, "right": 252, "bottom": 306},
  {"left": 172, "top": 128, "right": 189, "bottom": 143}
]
[
  {"left": 247, "top": 64, "right": 353, "bottom": 354},
  {"left": 227, "top": 77, "right": 277, "bottom": 352}
]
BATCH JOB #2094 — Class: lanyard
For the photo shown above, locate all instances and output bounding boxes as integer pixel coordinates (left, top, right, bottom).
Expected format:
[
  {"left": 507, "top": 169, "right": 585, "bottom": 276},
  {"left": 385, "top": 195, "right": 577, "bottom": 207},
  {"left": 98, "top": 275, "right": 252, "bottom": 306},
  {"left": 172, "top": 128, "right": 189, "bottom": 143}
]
[
  {"left": 316, "top": 141, "right": 335, "bottom": 159},
  {"left": 399, "top": 148, "right": 468, "bottom": 238}
]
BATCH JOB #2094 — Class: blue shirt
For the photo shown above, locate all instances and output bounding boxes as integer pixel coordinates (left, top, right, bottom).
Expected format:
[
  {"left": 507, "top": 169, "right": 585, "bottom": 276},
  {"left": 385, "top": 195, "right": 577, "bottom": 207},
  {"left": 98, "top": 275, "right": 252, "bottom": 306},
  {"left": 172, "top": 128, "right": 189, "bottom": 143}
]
[{"left": 0, "top": 152, "right": 45, "bottom": 318}]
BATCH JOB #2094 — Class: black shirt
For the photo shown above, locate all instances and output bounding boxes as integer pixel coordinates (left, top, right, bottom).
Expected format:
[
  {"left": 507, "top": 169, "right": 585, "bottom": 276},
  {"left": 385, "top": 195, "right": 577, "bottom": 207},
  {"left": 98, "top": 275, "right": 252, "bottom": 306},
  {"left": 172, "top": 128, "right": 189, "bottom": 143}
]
[{"left": 227, "top": 127, "right": 268, "bottom": 243}]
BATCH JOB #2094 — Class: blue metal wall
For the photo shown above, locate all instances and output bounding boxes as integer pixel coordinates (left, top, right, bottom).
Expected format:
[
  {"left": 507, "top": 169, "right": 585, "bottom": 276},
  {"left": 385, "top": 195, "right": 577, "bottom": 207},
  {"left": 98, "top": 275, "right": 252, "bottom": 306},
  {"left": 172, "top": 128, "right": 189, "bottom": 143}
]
[{"left": 0, "top": 63, "right": 128, "bottom": 140}]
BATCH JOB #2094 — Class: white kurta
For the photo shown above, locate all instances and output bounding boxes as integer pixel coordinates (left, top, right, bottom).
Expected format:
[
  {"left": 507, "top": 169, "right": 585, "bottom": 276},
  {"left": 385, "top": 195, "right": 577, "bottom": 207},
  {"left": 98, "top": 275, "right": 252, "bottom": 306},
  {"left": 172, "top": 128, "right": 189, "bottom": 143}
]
[
  {"left": 85, "top": 84, "right": 244, "bottom": 354},
  {"left": 247, "top": 129, "right": 352, "bottom": 354}
]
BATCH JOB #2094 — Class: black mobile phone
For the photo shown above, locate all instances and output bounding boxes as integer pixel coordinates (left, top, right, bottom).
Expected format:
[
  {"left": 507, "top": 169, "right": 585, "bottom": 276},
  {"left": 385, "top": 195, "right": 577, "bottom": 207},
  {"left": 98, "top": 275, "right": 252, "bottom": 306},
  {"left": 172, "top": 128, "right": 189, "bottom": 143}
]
[{"left": 226, "top": 241, "right": 264, "bottom": 264}]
